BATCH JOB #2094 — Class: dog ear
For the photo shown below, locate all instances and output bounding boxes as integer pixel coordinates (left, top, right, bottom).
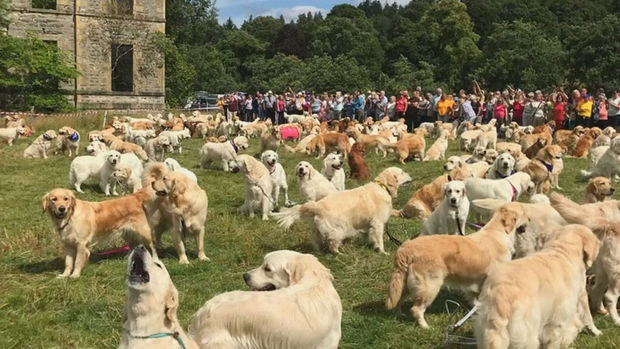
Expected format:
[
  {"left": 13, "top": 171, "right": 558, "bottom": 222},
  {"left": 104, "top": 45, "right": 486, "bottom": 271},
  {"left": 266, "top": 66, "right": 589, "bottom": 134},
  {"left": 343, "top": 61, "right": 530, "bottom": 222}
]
[
  {"left": 447, "top": 175, "right": 453, "bottom": 182},
  {"left": 125, "top": 167, "right": 132, "bottom": 178},
  {"left": 581, "top": 228, "right": 600, "bottom": 269},
  {"left": 164, "top": 283, "right": 179, "bottom": 326},
  {"left": 41, "top": 192, "right": 49, "bottom": 213},
  {"left": 499, "top": 207, "right": 518, "bottom": 234}
]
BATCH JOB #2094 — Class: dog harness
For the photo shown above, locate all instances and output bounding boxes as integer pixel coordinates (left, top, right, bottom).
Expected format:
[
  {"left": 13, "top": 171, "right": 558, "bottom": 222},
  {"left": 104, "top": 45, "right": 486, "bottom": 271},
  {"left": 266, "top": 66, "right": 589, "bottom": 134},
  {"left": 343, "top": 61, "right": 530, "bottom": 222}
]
[
  {"left": 68, "top": 132, "right": 79, "bottom": 141},
  {"left": 537, "top": 159, "right": 554, "bottom": 172},
  {"left": 124, "top": 330, "right": 187, "bottom": 349},
  {"left": 230, "top": 140, "right": 239, "bottom": 153},
  {"left": 280, "top": 126, "right": 299, "bottom": 140},
  {"left": 42, "top": 133, "right": 52, "bottom": 141},
  {"left": 494, "top": 170, "right": 515, "bottom": 179}
]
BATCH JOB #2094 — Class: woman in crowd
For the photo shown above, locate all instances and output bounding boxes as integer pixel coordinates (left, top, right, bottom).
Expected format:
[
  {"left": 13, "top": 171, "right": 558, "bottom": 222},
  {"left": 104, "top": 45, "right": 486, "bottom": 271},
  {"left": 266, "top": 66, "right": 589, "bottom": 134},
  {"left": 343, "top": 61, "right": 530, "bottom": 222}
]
[
  {"left": 493, "top": 92, "right": 508, "bottom": 129},
  {"left": 595, "top": 94, "right": 608, "bottom": 129},
  {"left": 395, "top": 91, "right": 408, "bottom": 119},
  {"left": 552, "top": 90, "right": 568, "bottom": 129},
  {"left": 243, "top": 94, "right": 253, "bottom": 121},
  {"left": 387, "top": 96, "right": 396, "bottom": 120},
  {"left": 436, "top": 94, "right": 453, "bottom": 122},
  {"left": 576, "top": 93, "right": 594, "bottom": 127},
  {"left": 275, "top": 94, "right": 285, "bottom": 125},
  {"left": 512, "top": 91, "right": 525, "bottom": 125}
]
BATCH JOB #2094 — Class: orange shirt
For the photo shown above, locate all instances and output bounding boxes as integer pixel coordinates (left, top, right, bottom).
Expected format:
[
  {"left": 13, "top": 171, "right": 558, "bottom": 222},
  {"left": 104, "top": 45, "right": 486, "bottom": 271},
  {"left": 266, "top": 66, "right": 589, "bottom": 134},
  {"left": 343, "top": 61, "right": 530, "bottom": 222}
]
[{"left": 437, "top": 99, "right": 454, "bottom": 115}]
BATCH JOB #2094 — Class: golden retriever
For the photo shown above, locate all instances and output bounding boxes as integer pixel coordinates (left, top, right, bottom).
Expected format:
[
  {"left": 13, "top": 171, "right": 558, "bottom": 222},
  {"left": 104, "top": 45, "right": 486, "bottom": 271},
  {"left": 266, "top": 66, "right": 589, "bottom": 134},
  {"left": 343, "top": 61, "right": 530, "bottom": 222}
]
[
  {"left": 584, "top": 176, "right": 615, "bottom": 203},
  {"left": 305, "top": 132, "right": 351, "bottom": 158},
  {"left": 397, "top": 167, "right": 473, "bottom": 219},
  {"left": 475, "top": 225, "right": 601, "bottom": 348},
  {"left": 550, "top": 193, "right": 620, "bottom": 324},
  {"left": 387, "top": 134, "right": 426, "bottom": 164},
  {"left": 274, "top": 167, "right": 412, "bottom": 254},
  {"left": 521, "top": 144, "right": 563, "bottom": 193},
  {"left": 189, "top": 250, "right": 342, "bottom": 348},
  {"left": 150, "top": 169, "right": 209, "bottom": 264},
  {"left": 346, "top": 126, "right": 392, "bottom": 157},
  {"left": 120, "top": 246, "right": 199, "bottom": 349},
  {"left": 385, "top": 202, "right": 529, "bottom": 328},
  {"left": 42, "top": 188, "right": 155, "bottom": 278},
  {"left": 572, "top": 129, "right": 598, "bottom": 158},
  {"left": 102, "top": 133, "right": 148, "bottom": 161},
  {"left": 57, "top": 126, "right": 80, "bottom": 156}
]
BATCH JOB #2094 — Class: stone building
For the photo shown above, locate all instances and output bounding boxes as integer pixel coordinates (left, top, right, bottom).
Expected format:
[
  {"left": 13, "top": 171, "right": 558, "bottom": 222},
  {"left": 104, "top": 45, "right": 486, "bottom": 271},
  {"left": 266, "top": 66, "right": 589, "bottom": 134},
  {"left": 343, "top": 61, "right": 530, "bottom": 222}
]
[{"left": 7, "top": 0, "right": 165, "bottom": 109}]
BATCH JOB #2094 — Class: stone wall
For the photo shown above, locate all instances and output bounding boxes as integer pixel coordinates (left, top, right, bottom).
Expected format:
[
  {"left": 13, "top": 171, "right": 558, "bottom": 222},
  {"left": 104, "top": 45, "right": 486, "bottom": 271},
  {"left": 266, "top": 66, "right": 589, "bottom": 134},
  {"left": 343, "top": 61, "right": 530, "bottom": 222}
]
[{"left": 7, "top": 0, "right": 165, "bottom": 110}]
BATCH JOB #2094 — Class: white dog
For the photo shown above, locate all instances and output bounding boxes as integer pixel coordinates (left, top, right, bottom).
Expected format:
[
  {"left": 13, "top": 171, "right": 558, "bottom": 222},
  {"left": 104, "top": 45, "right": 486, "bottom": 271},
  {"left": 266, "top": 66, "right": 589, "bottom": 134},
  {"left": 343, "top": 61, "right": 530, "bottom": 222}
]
[
  {"left": 229, "top": 154, "right": 273, "bottom": 220},
  {"left": 99, "top": 150, "right": 143, "bottom": 196},
  {"left": 465, "top": 172, "right": 535, "bottom": 203},
  {"left": 260, "top": 150, "right": 292, "bottom": 207},
  {"left": 485, "top": 152, "right": 516, "bottom": 179},
  {"left": 295, "top": 161, "right": 337, "bottom": 202},
  {"left": 145, "top": 135, "right": 170, "bottom": 161},
  {"left": 322, "top": 153, "right": 346, "bottom": 191},
  {"left": 422, "top": 180, "right": 469, "bottom": 236},
  {"left": 581, "top": 137, "right": 620, "bottom": 179},
  {"left": 23, "top": 130, "right": 57, "bottom": 159},
  {"left": 0, "top": 126, "right": 26, "bottom": 146},
  {"left": 189, "top": 250, "right": 342, "bottom": 349},
  {"left": 164, "top": 157, "right": 197, "bottom": 183},
  {"left": 200, "top": 136, "right": 249, "bottom": 171},
  {"left": 160, "top": 129, "right": 190, "bottom": 153},
  {"left": 443, "top": 155, "right": 490, "bottom": 178},
  {"left": 68, "top": 144, "right": 108, "bottom": 193}
]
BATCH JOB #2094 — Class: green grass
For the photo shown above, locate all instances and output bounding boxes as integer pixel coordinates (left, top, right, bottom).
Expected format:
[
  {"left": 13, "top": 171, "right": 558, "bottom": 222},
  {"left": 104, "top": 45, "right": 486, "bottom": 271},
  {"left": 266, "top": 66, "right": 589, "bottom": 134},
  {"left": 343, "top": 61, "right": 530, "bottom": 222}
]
[{"left": 1, "top": 115, "right": 619, "bottom": 348}]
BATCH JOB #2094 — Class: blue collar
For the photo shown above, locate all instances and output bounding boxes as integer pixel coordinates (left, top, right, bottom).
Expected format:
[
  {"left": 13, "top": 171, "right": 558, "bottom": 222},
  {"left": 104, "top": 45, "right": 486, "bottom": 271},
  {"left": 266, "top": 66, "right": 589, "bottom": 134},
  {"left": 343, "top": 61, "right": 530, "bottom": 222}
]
[
  {"left": 495, "top": 170, "right": 515, "bottom": 179},
  {"left": 125, "top": 330, "right": 187, "bottom": 349},
  {"left": 230, "top": 140, "right": 239, "bottom": 153},
  {"left": 42, "top": 133, "right": 52, "bottom": 141},
  {"left": 538, "top": 159, "right": 554, "bottom": 172},
  {"left": 68, "top": 132, "right": 79, "bottom": 141}
]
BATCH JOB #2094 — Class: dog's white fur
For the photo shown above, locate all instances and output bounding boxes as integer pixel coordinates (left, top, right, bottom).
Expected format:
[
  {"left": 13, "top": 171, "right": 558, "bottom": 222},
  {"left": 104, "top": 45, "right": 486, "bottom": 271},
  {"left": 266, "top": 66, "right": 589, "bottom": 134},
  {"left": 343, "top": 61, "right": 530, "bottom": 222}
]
[
  {"left": 321, "top": 153, "right": 346, "bottom": 191},
  {"left": 229, "top": 154, "right": 273, "bottom": 220},
  {"left": 581, "top": 137, "right": 620, "bottom": 179},
  {"left": 189, "top": 250, "right": 342, "bottom": 349},
  {"left": 99, "top": 150, "right": 143, "bottom": 196},
  {"left": 68, "top": 144, "right": 109, "bottom": 193},
  {"left": 421, "top": 180, "right": 469, "bottom": 236},
  {"left": 0, "top": 126, "right": 25, "bottom": 146},
  {"left": 200, "top": 136, "right": 249, "bottom": 171},
  {"left": 444, "top": 155, "right": 489, "bottom": 178},
  {"left": 164, "top": 157, "right": 197, "bottom": 183},
  {"left": 485, "top": 152, "right": 516, "bottom": 179},
  {"left": 260, "top": 150, "right": 291, "bottom": 207},
  {"left": 465, "top": 172, "right": 535, "bottom": 203},
  {"left": 145, "top": 135, "right": 171, "bottom": 161},
  {"left": 295, "top": 161, "right": 337, "bottom": 202}
]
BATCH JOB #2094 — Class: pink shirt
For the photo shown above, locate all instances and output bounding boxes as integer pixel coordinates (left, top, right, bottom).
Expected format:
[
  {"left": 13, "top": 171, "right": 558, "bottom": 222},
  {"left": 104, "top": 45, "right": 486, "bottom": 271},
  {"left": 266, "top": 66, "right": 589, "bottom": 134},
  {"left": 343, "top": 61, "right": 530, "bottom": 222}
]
[
  {"left": 598, "top": 103, "right": 608, "bottom": 120},
  {"left": 494, "top": 102, "right": 506, "bottom": 119}
]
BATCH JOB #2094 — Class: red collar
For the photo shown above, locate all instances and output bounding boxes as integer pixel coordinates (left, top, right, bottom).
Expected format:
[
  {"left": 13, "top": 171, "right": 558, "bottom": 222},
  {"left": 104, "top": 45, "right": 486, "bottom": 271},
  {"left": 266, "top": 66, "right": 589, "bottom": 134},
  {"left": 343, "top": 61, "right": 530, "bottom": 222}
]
[{"left": 508, "top": 180, "right": 517, "bottom": 201}]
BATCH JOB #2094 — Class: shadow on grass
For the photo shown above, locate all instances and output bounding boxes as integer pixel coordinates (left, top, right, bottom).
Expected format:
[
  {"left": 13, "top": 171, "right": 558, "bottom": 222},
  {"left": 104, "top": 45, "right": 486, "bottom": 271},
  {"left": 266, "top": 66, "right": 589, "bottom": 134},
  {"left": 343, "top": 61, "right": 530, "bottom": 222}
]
[{"left": 18, "top": 257, "right": 64, "bottom": 274}]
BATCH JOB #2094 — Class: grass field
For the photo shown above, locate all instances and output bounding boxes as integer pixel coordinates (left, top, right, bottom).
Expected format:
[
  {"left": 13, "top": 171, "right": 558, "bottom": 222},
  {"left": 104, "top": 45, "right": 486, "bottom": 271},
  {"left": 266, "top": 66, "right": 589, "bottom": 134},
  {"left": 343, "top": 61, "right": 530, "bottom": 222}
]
[{"left": 1, "top": 115, "right": 619, "bottom": 348}]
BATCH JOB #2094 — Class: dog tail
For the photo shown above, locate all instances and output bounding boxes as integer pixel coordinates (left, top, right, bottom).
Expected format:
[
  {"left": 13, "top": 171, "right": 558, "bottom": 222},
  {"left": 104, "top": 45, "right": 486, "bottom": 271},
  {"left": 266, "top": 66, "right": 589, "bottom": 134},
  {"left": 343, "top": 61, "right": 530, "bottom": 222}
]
[
  {"left": 549, "top": 192, "right": 594, "bottom": 226},
  {"left": 272, "top": 201, "right": 320, "bottom": 230},
  {"left": 135, "top": 148, "right": 149, "bottom": 161},
  {"left": 476, "top": 290, "right": 511, "bottom": 349},
  {"left": 580, "top": 169, "right": 593, "bottom": 178},
  {"left": 68, "top": 166, "right": 75, "bottom": 187},
  {"left": 284, "top": 144, "right": 296, "bottom": 153},
  {"left": 385, "top": 249, "right": 408, "bottom": 310}
]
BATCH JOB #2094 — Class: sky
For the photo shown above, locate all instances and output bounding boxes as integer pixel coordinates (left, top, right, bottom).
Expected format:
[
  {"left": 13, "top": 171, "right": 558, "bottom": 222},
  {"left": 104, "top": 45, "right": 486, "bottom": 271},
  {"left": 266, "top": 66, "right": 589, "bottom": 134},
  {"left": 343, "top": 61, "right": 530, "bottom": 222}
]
[{"left": 217, "top": 0, "right": 412, "bottom": 26}]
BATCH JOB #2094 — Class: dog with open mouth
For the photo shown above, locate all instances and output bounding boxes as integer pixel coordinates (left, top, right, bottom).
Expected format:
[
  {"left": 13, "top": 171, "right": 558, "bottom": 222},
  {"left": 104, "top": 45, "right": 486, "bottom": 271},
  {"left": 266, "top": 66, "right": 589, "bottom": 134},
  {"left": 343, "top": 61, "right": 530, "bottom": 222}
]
[
  {"left": 120, "top": 246, "right": 199, "bottom": 349},
  {"left": 294, "top": 161, "right": 337, "bottom": 202},
  {"left": 261, "top": 150, "right": 292, "bottom": 207},
  {"left": 189, "top": 250, "right": 342, "bottom": 349},
  {"left": 322, "top": 152, "right": 346, "bottom": 191}
]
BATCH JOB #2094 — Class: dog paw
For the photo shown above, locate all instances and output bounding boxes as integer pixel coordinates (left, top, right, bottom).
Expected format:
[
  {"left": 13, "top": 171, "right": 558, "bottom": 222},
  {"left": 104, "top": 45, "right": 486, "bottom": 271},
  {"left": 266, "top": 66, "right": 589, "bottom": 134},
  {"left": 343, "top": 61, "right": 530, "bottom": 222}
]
[
  {"left": 198, "top": 255, "right": 211, "bottom": 262},
  {"left": 69, "top": 274, "right": 81, "bottom": 279},
  {"left": 56, "top": 273, "right": 69, "bottom": 279},
  {"left": 285, "top": 200, "right": 295, "bottom": 207},
  {"left": 179, "top": 257, "right": 190, "bottom": 265}
]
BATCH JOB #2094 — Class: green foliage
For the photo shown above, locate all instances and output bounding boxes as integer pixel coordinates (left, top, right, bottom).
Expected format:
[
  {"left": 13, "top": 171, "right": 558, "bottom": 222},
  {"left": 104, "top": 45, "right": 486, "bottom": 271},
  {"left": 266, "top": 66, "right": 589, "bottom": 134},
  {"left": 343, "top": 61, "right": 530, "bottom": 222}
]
[
  {"left": 151, "top": 34, "right": 196, "bottom": 107},
  {"left": 476, "top": 21, "right": 567, "bottom": 91},
  {"left": 0, "top": 0, "right": 10, "bottom": 28},
  {"left": 0, "top": 35, "right": 78, "bottom": 112}
]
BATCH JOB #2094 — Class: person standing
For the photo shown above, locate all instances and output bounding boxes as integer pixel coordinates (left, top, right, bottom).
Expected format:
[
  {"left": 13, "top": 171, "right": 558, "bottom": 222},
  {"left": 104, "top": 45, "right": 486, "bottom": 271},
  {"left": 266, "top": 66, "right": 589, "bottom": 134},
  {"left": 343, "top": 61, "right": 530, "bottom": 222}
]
[
  {"left": 595, "top": 94, "right": 608, "bottom": 129},
  {"left": 576, "top": 93, "right": 594, "bottom": 127},
  {"left": 461, "top": 95, "right": 477, "bottom": 123},
  {"left": 244, "top": 94, "right": 254, "bottom": 121},
  {"left": 395, "top": 91, "right": 408, "bottom": 120},
  {"left": 436, "top": 94, "right": 454, "bottom": 123},
  {"left": 608, "top": 90, "right": 620, "bottom": 128},
  {"left": 275, "top": 94, "right": 285, "bottom": 125},
  {"left": 431, "top": 88, "right": 442, "bottom": 121},
  {"left": 387, "top": 95, "right": 396, "bottom": 120},
  {"left": 512, "top": 91, "right": 525, "bottom": 126},
  {"left": 265, "top": 91, "right": 276, "bottom": 123}
]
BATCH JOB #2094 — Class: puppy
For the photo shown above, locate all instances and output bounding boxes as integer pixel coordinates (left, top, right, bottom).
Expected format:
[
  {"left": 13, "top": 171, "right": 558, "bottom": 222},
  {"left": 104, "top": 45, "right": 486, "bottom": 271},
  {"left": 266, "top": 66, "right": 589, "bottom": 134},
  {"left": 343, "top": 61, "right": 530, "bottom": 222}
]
[
  {"left": 584, "top": 176, "right": 615, "bottom": 203},
  {"left": 229, "top": 154, "right": 273, "bottom": 220},
  {"left": 189, "top": 250, "right": 342, "bottom": 349},
  {"left": 120, "top": 246, "right": 198, "bottom": 349},
  {"left": 57, "top": 126, "right": 80, "bottom": 156},
  {"left": 386, "top": 202, "right": 528, "bottom": 328},
  {"left": 485, "top": 152, "right": 516, "bottom": 179},
  {"left": 261, "top": 150, "right": 292, "bottom": 207},
  {"left": 163, "top": 157, "right": 197, "bottom": 183},
  {"left": 200, "top": 135, "right": 249, "bottom": 171},
  {"left": 275, "top": 167, "right": 411, "bottom": 254},
  {"left": 0, "top": 126, "right": 26, "bottom": 146},
  {"left": 349, "top": 142, "right": 370, "bottom": 180},
  {"left": 522, "top": 144, "right": 563, "bottom": 193},
  {"left": 475, "top": 225, "right": 601, "bottom": 348},
  {"left": 42, "top": 188, "right": 156, "bottom": 278},
  {"left": 398, "top": 167, "right": 473, "bottom": 219},
  {"left": 145, "top": 135, "right": 171, "bottom": 161},
  {"left": 23, "top": 130, "right": 57, "bottom": 159},
  {"left": 295, "top": 161, "right": 337, "bottom": 202},
  {"left": 421, "top": 180, "right": 469, "bottom": 236},
  {"left": 423, "top": 130, "right": 449, "bottom": 161},
  {"left": 322, "top": 152, "right": 346, "bottom": 191}
]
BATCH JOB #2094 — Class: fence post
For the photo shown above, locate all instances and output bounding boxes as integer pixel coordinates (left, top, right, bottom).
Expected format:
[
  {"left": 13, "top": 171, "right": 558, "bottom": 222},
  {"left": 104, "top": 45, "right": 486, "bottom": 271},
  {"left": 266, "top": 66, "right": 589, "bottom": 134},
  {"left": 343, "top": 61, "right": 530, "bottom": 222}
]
[{"left": 103, "top": 111, "right": 108, "bottom": 129}]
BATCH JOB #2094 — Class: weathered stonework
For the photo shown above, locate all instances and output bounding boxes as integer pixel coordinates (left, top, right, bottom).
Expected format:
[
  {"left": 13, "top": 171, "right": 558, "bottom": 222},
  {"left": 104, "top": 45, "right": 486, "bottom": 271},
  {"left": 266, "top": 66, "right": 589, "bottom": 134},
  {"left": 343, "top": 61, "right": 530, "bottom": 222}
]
[{"left": 8, "top": 0, "right": 165, "bottom": 110}]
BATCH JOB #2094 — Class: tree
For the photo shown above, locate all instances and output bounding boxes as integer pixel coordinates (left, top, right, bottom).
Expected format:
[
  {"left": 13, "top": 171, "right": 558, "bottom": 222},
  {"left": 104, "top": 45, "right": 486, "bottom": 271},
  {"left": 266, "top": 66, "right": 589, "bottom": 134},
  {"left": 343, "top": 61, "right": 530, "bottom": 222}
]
[
  {"left": 0, "top": 35, "right": 79, "bottom": 111},
  {"left": 151, "top": 34, "right": 196, "bottom": 107},
  {"left": 271, "top": 24, "right": 309, "bottom": 59},
  {"left": 188, "top": 44, "right": 238, "bottom": 93},
  {"left": 241, "top": 16, "right": 284, "bottom": 49},
  {"left": 476, "top": 21, "right": 567, "bottom": 91},
  {"left": 166, "top": 0, "right": 220, "bottom": 45}
]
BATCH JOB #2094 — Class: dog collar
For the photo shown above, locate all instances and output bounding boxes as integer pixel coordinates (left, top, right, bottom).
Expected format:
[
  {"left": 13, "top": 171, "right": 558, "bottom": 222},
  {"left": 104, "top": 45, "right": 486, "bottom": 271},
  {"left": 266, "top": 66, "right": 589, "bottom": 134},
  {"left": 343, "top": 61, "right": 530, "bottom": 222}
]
[
  {"left": 495, "top": 170, "right": 515, "bottom": 179},
  {"left": 123, "top": 329, "right": 187, "bottom": 349},
  {"left": 43, "top": 133, "right": 52, "bottom": 140},
  {"left": 68, "top": 132, "right": 79, "bottom": 141},
  {"left": 537, "top": 159, "right": 554, "bottom": 172},
  {"left": 230, "top": 140, "right": 239, "bottom": 153},
  {"left": 374, "top": 180, "right": 391, "bottom": 194}
]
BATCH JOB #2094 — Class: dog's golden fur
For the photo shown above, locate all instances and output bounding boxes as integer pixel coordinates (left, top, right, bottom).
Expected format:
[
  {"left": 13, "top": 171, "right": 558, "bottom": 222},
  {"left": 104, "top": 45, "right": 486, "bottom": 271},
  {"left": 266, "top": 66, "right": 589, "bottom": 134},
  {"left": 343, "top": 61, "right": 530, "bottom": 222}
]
[
  {"left": 102, "top": 133, "right": 148, "bottom": 161},
  {"left": 521, "top": 144, "right": 563, "bottom": 193},
  {"left": 386, "top": 202, "right": 528, "bottom": 328},
  {"left": 346, "top": 126, "right": 392, "bottom": 157},
  {"left": 572, "top": 129, "right": 598, "bottom": 158},
  {"left": 42, "top": 188, "right": 155, "bottom": 278},
  {"left": 584, "top": 176, "right": 615, "bottom": 203},
  {"left": 388, "top": 134, "right": 426, "bottom": 164},
  {"left": 397, "top": 167, "right": 473, "bottom": 219},
  {"left": 306, "top": 132, "right": 351, "bottom": 158}
]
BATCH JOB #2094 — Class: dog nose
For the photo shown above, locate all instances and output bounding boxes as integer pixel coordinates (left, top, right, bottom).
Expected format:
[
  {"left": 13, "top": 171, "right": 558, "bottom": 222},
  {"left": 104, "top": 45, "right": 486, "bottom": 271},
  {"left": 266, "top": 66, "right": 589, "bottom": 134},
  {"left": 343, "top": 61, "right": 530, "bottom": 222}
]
[
  {"left": 137, "top": 245, "right": 146, "bottom": 250},
  {"left": 58, "top": 206, "right": 66, "bottom": 212},
  {"left": 243, "top": 273, "right": 251, "bottom": 284},
  {"left": 451, "top": 198, "right": 457, "bottom": 204}
]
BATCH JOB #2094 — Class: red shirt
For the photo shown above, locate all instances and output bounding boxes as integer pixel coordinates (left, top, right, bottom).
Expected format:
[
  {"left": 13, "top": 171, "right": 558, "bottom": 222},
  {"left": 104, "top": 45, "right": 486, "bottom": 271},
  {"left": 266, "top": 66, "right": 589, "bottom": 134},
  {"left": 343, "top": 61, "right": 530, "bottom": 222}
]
[
  {"left": 553, "top": 102, "right": 566, "bottom": 121},
  {"left": 513, "top": 101, "right": 524, "bottom": 118},
  {"left": 494, "top": 102, "right": 506, "bottom": 119},
  {"left": 395, "top": 97, "right": 407, "bottom": 112}
]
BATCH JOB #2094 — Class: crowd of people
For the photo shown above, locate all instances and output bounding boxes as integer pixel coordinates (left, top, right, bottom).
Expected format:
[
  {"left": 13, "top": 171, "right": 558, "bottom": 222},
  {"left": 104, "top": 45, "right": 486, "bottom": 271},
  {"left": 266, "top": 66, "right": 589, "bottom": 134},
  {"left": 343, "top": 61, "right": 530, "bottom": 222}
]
[{"left": 215, "top": 83, "right": 620, "bottom": 131}]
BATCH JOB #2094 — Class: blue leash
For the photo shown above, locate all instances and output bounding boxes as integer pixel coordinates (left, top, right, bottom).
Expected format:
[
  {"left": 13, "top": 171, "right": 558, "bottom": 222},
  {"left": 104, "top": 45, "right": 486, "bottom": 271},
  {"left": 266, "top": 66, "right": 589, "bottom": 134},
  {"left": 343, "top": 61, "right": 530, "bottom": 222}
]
[{"left": 127, "top": 331, "right": 187, "bottom": 349}]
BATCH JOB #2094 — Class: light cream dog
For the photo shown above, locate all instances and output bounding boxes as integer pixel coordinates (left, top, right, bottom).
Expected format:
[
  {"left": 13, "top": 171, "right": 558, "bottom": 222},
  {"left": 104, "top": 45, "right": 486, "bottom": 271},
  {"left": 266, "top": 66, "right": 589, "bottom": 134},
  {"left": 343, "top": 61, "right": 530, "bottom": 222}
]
[
  {"left": 0, "top": 126, "right": 26, "bottom": 146},
  {"left": 423, "top": 130, "right": 449, "bottom": 161},
  {"left": 475, "top": 225, "right": 601, "bottom": 348},
  {"left": 23, "top": 130, "right": 57, "bottom": 158},
  {"left": 189, "top": 250, "right": 342, "bottom": 349},
  {"left": 229, "top": 154, "right": 274, "bottom": 220},
  {"left": 57, "top": 126, "right": 80, "bottom": 156},
  {"left": 274, "top": 167, "right": 412, "bottom": 254},
  {"left": 421, "top": 180, "right": 469, "bottom": 236},
  {"left": 295, "top": 161, "right": 337, "bottom": 202},
  {"left": 385, "top": 202, "right": 528, "bottom": 328}
]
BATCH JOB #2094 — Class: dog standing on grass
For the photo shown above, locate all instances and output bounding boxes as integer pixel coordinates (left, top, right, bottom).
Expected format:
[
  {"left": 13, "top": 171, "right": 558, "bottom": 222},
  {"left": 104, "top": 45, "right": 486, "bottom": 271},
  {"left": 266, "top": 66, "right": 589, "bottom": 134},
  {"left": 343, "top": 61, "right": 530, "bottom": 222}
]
[{"left": 421, "top": 180, "right": 469, "bottom": 236}]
